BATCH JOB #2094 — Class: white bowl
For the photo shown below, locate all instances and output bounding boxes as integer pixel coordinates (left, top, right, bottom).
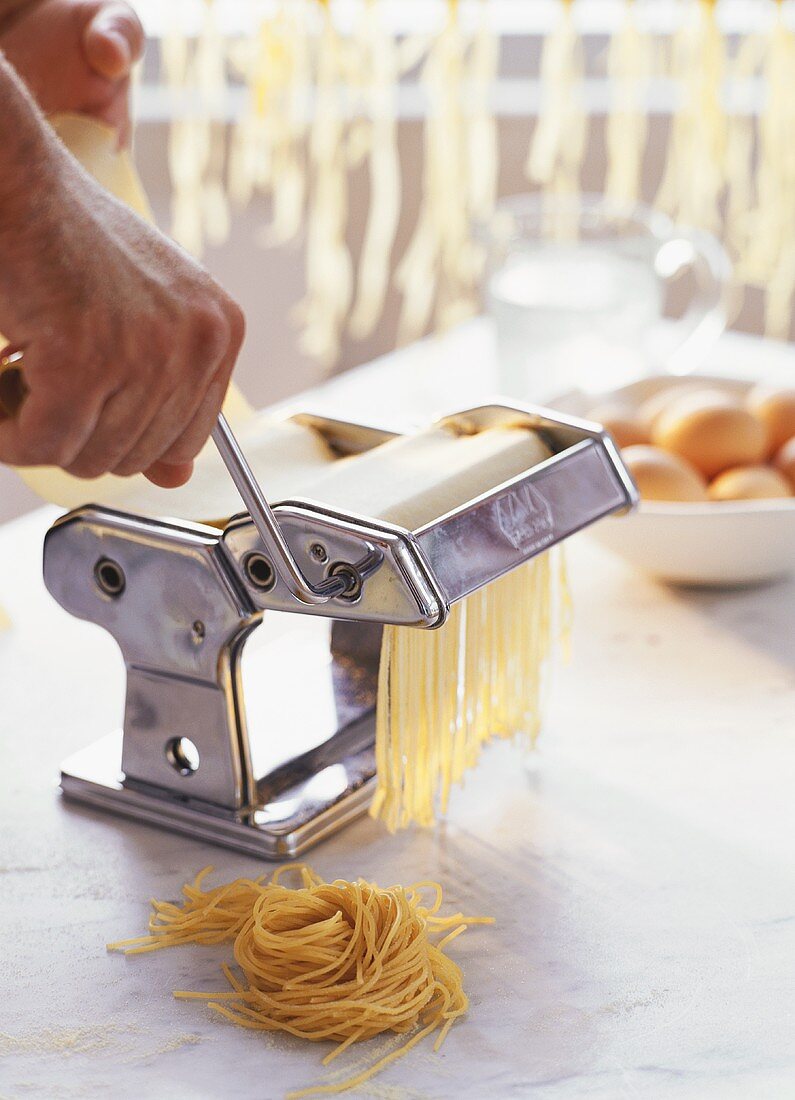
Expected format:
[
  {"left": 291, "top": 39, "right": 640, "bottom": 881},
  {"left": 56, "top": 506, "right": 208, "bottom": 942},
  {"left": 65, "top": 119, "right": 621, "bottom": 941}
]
[{"left": 553, "top": 374, "right": 795, "bottom": 586}]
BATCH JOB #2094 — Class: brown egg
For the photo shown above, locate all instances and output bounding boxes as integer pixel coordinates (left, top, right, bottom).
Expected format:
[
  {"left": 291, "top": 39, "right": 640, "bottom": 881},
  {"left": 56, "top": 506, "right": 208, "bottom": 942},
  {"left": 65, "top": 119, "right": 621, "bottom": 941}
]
[
  {"left": 637, "top": 383, "right": 738, "bottom": 434},
  {"left": 709, "top": 465, "right": 793, "bottom": 501},
  {"left": 772, "top": 436, "right": 795, "bottom": 489},
  {"left": 653, "top": 391, "right": 767, "bottom": 479},
  {"left": 587, "top": 403, "right": 650, "bottom": 448},
  {"left": 747, "top": 384, "right": 795, "bottom": 454},
  {"left": 621, "top": 445, "right": 709, "bottom": 502}
]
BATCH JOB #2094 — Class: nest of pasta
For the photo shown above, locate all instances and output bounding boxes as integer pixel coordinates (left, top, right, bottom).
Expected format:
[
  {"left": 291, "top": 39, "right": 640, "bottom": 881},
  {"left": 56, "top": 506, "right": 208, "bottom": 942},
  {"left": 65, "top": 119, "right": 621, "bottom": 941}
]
[{"left": 109, "top": 864, "right": 492, "bottom": 1098}]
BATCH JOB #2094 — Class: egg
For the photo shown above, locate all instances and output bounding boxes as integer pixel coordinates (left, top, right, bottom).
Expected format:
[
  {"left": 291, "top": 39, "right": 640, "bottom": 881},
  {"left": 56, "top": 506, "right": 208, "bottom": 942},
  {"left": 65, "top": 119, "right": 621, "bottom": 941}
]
[
  {"left": 708, "top": 465, "right": 793, "bottom": 501},
  {"left": 746, "top": 384, "right": 795, "bottom": 454},
  {"left": 637, "top": 383, "right": 738, "bottom": 434},
  {"left": 653, "top": 391, "right": 767, "bottom": 478},
  {"left": 772, "top": 436, "right": 795, "bottom": 489},
  {"left": 587, "top": 403, "right": 650, "bottom": 448},
  {"left": 621, "top": 445, "right": 709, "bottom": 502}
]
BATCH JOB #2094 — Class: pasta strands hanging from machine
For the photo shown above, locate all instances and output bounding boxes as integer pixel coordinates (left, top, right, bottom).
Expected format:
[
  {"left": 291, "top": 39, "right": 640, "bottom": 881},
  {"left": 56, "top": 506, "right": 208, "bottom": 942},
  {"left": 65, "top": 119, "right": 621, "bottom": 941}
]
[{"left": 371, "top": 552, "right": 565, "bottom": 834}]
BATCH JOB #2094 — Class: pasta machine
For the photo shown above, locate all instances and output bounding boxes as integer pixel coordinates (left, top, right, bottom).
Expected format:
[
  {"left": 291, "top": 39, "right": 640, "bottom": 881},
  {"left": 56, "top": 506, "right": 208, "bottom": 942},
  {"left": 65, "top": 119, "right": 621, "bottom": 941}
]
[{"left": 44, "top": 402, "right": 637, "bottom": 857}]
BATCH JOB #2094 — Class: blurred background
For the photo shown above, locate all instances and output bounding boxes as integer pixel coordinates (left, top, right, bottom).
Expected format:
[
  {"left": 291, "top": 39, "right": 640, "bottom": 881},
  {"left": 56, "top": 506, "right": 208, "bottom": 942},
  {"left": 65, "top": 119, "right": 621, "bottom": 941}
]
[{"left": 2, "top": 0, "right": 792, "bottom": 520}]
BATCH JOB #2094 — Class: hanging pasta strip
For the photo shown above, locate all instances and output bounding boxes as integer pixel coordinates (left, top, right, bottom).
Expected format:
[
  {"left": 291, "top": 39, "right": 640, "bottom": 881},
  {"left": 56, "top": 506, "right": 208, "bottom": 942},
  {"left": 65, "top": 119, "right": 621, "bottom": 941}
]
[
  {"left": 294, "top": 1, "right": 354, "bottom": 365},
  {"left": 347, "top": 0, "right": 401, "bottom": 341},
  {"left": 229, "top": 3, "right": 311, "bottom": 247},
  {"left": 604, "top": 0, "right": 653, "bottom": 205},
  {"left": 196, "top": 0, "right": 231, "bottom": 249},
  {"left": 655, "top": 0, "right": 727, "bottom": 234},
  {"left": 526, "top": 0, "right": 586, "bottom": 205},
  {"left": 162, "top": 6, "right": 205, "bottom": 256},
  {"left": 721, "top": 23, "right": 765, "bottom": 325},
  {"left": 394, "top": 0, "right": 476, "bottom": 343},
  {"left": 746, "top": 1, "right": 795, "bottom": 337}
]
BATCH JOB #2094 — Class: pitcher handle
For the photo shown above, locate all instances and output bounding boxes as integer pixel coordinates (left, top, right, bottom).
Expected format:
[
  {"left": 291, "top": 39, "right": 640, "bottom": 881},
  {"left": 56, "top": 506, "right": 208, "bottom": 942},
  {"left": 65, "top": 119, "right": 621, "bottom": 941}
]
[{"left": 652, "top": 228, "right": 731, "bottom": 375}]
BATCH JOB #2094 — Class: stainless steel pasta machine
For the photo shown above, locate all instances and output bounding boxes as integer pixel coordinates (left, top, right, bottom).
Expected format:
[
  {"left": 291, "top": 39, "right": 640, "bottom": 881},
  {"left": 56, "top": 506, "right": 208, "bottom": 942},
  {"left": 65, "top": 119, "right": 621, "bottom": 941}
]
[{"left": 44, "top": 402, "right": 637, "bottom": 857}]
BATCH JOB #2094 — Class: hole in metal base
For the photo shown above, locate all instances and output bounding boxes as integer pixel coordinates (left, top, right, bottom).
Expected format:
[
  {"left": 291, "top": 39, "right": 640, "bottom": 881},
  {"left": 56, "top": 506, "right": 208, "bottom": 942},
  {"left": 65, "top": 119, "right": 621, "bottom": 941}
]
[
  {"left": 165, "top": 737, "right": 200, "bottom": 776},
  {"left": 94, "top": 557, "right": 125, "bottom": 597},
  {"left": 244, "top": 552, "right": 276, "bottom": 591}
]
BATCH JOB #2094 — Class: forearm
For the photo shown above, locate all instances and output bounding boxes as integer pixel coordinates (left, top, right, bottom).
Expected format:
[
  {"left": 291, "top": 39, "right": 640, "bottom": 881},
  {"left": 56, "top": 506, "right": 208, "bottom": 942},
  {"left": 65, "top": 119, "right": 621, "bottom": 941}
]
[
  {"left": 0, "top": 57, "right": 73, "bottom": 307},
  {"left": 0, "top": 53, "right": 61, "bottom": 195}
]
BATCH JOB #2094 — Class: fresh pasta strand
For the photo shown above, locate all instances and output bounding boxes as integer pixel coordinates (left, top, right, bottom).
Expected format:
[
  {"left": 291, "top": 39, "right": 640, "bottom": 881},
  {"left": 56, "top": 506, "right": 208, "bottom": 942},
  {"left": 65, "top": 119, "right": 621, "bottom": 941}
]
[
  {"left": 604, "top": 0, "right": 652, "bottom": 206},
  {"left": 371, "top": 549, "right": 568, "bottom": 833},
  {"left": 163, "top": 0, "right": 229, "bottom": 256},
  {"left": 655, "top": 0, "right": 727, "bottom": 235},
  {"left": 108, "top": 864, "right": 492, "bottom": 1099},
  {"left": 526, "top": 0, "right": 586, "bottom": 204},
  {"left": 293, "top": 1, "right": 354, "bottom": 365},
  {"left": 394, "top": 0, "right": 469, "bottom": 343},
  {"left": 228, "top": 4, "right": 310, "bottom": 245},
  {"left": 722, "top": 25, "right": 766, "bottom": 327},
  {"left": 347, "top": 0, "right": 401, "bottom": 341},
  {"left": 744, "top": 0, "right": 795, "bottom": 338}
]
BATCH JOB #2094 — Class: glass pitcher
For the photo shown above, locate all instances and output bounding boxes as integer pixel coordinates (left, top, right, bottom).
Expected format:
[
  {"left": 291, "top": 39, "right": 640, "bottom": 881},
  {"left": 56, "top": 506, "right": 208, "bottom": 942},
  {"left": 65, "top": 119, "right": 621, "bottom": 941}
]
[{"left": 478, "top": 193, "right": 731, "bottom": 401}]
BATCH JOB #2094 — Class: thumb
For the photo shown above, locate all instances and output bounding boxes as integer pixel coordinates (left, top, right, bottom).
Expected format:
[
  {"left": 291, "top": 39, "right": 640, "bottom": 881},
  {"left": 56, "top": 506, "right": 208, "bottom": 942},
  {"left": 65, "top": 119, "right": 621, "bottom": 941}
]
[{"left": 83, "top": 3, "right": 145, "bottom": 81}]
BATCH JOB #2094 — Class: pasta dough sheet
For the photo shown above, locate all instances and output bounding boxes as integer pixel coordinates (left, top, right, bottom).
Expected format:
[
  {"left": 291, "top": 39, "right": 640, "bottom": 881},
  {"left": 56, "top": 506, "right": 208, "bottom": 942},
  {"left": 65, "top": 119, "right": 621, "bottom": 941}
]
[{"left": 298, "top": 421, "right": 553, "bottom": 529}]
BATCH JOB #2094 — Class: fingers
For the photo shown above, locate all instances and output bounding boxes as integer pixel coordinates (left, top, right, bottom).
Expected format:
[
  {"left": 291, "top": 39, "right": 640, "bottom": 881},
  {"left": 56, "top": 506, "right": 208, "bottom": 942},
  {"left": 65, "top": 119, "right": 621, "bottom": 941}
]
[
  {"left": 153, "top": 365, "right": 232, "bottom": 468},
  {"left": 0, "top": 369, "right": 105, "bottom": 469},
  {"left": 79, "top": 2, "right": 145, "bottom": 147},
  {"left": 143, "top": 459, "right": 194, "bottom": 489},
  {"left": 82, "top": 2, "right": 145, "bottom": 82},
  {"left": 103, "top": 372, "right": 212, "bottom": 479},
  {"left": 63, "top": 298, "right": 244, "bottom": 482},
  {"left": 150, "top": 306, "right": 245, "bottom": 469},
  {"left": 63, "top": 377, "right": 169, "bottom": 480},
  {"left": 110, "top": 300, "right": 243, "bottom": 479}
]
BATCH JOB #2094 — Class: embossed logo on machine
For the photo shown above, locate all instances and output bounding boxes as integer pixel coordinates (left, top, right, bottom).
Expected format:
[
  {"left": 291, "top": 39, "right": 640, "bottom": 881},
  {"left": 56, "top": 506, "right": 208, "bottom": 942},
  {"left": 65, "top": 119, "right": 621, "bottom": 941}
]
[{"left": 496, "top": 484, "right": 555, "bottom": 554}]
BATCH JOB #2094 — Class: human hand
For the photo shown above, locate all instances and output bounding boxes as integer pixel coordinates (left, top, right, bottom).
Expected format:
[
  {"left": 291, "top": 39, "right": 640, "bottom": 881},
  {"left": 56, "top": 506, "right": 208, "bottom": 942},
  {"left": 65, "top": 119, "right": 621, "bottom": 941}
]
[
  {"left": 0, "top": 91, "right": 245, "bottom": 489},
  {"left": 0, "top": 0, "right": 144, "bottom": 146}
]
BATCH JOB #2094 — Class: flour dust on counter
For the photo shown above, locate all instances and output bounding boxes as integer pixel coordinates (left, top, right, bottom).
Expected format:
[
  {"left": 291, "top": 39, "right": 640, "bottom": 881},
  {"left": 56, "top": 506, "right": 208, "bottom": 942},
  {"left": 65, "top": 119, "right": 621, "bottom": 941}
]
[{"left": 108, "top": 862, "right": 493, "bottom": 1098}]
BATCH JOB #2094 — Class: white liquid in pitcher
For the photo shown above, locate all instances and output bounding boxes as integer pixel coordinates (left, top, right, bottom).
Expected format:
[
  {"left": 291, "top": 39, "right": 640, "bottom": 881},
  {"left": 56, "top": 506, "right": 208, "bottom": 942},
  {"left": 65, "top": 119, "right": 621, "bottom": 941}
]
[{"left": 487, "top": 242, "right": 663, "bottom": 399}]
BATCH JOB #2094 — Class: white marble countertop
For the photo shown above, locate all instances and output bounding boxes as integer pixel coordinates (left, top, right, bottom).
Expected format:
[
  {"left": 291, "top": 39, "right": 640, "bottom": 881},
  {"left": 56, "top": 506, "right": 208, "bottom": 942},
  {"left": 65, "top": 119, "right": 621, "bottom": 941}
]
[{"left": 1, "top": 322, "right": 794, "bottom": 1100}]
